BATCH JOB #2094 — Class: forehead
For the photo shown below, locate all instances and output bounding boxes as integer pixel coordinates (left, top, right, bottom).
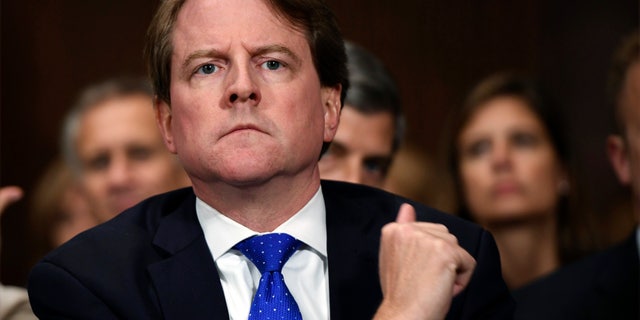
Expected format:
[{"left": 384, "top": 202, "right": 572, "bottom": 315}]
[
  {"left": 335, "top": 107, "right": 395, "bottom": 150},
  {"left": 83, "top": 94, "right": 152, "bottom": 120},
  {"left": 78, "top": 95, "right": 158, "bottom": 142},
  {"left": 173, "top": 0, "right": 310, "bottom": 56},
  {"left": 338, "top": 107, "right": 395, "bottom": 135},
  {"left": 468, "top": 97, "right": 541, "bottom": 128}
]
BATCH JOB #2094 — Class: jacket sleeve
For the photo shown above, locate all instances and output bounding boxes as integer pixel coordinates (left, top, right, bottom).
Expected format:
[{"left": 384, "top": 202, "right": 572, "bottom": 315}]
[
  {"left": 28, "top": 261, "right": 119, "bottom": 320},
  {"left": 454, "top": 230, "right": 515, "bottom": 320}
]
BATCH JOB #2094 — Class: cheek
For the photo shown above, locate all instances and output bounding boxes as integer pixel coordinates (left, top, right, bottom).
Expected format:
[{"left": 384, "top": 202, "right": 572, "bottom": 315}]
[
  {"left": 282, "top": 94, "right": 325, "bottom": 142},
  {"left": 170, "top": 89, "right": 212, "bottom": 134},
  {"left": 520, "top": 156, "right": 562, "bottom": 201},
  {"left": 460, "top": 162, "right": 490, "bottom": 200},
  {"left": 80, "top": 178, "right": 108, "bottom": 210},
  {"left": 81, "top": 175, "right": 105, "bottom": 195},
  {"left": 460, "top": 163, "right": 491, "bottom": 211}
]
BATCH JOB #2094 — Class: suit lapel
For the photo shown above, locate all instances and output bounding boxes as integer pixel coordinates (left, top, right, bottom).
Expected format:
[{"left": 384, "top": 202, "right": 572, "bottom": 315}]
[
  {"left": 147, "top": 192, "right": 230, "bottom": 320},
  {"left": 145, "top": 182, "right": 400, "bottom": 319},
  {"left": 323, "top": 181, "right": 388, "bottom": 320}
]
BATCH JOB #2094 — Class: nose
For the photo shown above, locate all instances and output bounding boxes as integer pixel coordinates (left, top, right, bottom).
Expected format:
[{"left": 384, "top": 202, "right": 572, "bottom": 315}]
[
  {"left": 491, "top": 142, "right": 512, "bottom": 172},
  {"left": 225, "top": 63, "right": 261, "bottom": 107},
  {"left": 106, "top": 156, "right": 133, "bottom": 188},
  {"left": 340, "top": 159, "right": 364, "bottom": 185}
]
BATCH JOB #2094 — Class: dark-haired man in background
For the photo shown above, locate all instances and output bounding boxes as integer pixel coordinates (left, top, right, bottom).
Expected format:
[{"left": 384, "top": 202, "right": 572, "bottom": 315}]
[{"left": 319, "top": 40, "right": 404, "bottom": 189}]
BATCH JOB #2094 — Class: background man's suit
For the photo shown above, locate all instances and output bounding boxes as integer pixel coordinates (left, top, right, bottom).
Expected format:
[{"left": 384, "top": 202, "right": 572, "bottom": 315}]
[
  {"left": 514, "top": 230, "right": 639, "bottom": 319},
  {"left": 28, "top": 180, "right": 514, "bottom": 319}
]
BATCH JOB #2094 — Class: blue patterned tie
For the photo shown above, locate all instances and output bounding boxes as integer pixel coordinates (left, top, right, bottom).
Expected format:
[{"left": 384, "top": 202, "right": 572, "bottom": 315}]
[{"left": 235, "top": 233, "right": 303, "bottom": 320}]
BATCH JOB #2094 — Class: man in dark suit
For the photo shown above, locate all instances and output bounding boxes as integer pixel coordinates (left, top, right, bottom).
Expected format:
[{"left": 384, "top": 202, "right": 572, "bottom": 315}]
[
  {"left": 28, "top": 0, "right": 514, "bottom": 318},
  {"left": 514, "top": 31, "right": 640, "bottom": 320}
]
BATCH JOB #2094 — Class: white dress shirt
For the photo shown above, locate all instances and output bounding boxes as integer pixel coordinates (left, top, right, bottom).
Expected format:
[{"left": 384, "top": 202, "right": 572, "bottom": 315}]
[{"left": 196, "top": 187, "right": 329, "bottom": 320}]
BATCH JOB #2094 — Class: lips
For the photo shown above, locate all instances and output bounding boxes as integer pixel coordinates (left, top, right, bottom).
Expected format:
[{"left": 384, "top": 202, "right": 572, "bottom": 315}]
[
  {"left": 224, "top": 123, "right": 265, "bottom": 136},
  {"left": 492, "top": 181, "right": 521, "bottom": 196}
]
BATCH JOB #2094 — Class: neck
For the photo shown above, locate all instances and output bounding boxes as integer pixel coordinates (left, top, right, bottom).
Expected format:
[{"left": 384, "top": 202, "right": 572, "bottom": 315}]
[
  {"left": 483, "top": 214, "right": 560, "bottom": 289},
  {"left": 192, "top": 169, "right": 321, "bottom": 233}
]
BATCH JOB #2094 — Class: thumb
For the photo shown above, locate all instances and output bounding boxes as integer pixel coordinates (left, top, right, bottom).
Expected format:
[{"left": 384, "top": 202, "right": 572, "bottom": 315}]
[{"left": 395, "top": 203, "right": 416, "bottom": 224}]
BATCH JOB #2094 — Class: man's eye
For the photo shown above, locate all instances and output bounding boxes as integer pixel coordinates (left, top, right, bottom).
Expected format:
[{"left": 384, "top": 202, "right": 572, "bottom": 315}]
[
  {"left": 86, "top": 155, "right": 110, "bottom": 172},
  {"left": 363, "top": 158, "right": 391, "bottom": 175},
  {"left": 262, "top": 60, "right": 282, "bottom": 70},
  {"left": 129, "top": 147, "right": 152, "bottom": 161},
  {"left": 197, "top": 64, "right": 217, "bottom": 74},
  {"left": 322, "top": 144, "right": 346, "bottom": 158}
]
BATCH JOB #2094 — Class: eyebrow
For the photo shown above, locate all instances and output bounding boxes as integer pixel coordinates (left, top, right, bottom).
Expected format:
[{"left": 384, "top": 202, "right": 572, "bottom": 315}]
[
  {"left": 181, "top": 48, "right": 225, "bottom": 73},
  {"left": 252, "top": 44, "right": 302, "bottom": 67},
  {"left": 182, "top": 45, "right": 302, "bottom": 71}
]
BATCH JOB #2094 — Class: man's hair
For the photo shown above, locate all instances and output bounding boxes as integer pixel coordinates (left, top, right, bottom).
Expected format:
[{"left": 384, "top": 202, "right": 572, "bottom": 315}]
[
  {"left": 144, "top": 0, "right": 349, "bottom": 156},
  {"left": 608, "top": 30, "right": 639, "bottom": 136},
  {"left": 344, "top": 40, "right": 405, "bottom": 153},
  {"left": 61, "top": 77, "right": 154, "bottom": 174},
  {"left": 144, "top": 0, "right": 349, "bottom": 105}
]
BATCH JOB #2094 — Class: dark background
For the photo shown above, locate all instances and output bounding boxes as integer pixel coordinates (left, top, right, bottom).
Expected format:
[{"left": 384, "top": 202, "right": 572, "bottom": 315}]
[{"left": 1, "top": 1, "right": 638, "bottom": 286}]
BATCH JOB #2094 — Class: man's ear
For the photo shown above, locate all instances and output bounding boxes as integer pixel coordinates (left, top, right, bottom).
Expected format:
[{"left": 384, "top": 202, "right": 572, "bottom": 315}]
[
  {"left": 321, "top": 84, "right": 341, "bottom": 143},
  {"left": 607, "top": 134, "right": 631, "bottom": 185},
  {"left": 154, "top": 98, "right": 178, "bottom": 154}
]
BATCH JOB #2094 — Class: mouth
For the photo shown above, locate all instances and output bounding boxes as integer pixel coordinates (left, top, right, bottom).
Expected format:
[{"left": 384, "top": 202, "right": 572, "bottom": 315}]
[
  {"left": 224, "top": 124, "right": 265, "bottom": 136},
  {"left": 492, "top": 182, "right": 521, "bottom": 196}
]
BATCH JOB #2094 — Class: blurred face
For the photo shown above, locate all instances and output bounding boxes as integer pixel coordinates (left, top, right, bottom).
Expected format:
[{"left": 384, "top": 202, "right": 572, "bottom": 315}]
[
  {"left": 51, "top": 185, "right": 96, "bottom": 247},
  {"left": 319, "top": 106, "right": 395, "bottom": 188},
  {"left": 76, "top": 94, "right": 190, "bottom": 222},
  {"left": 156, "top": 0, "right": 341, "bottom": 194},
  {"left": 457, "top": 97, "right": 566, "bottom": 224}
]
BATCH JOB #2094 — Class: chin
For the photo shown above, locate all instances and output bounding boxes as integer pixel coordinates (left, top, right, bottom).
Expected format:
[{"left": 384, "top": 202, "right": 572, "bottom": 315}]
[{"left": 219, "top": 166, "right": 279, "bottom": 186}]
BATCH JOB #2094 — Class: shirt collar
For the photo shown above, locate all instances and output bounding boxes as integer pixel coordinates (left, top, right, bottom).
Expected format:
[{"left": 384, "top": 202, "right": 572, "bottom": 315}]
[{"left": 196, "top": 187, "right": 327, "bottom": 261}]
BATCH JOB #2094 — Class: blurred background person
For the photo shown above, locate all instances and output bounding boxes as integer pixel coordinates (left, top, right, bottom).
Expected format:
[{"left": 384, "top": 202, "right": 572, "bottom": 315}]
[
  {"left": 318, "top": 40, "right": 404, "bottom": 189},
  {"left": 61, "top": 77, "right": 191, "bottom": 223},
  {"left": 445, "top": 72, "right": 597, "bottom": 290},
  {"left": 2, "top": 0, "right": 635, "bottom": 289},
  {"left": 28, "top": 157, "right": 97, "bottom": 263},
  {"left": 514, "top": 30, "right": 639, "bottom": 320},
  {"left": 0, "top": 186, "right": 37, "bottom": 320},
  {"left": 385, "top": 142, "right": 455, "bottom": 213}
]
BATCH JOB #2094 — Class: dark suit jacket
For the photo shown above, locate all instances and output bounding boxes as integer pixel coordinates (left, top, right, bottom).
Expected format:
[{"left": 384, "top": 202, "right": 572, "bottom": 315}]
[
  {"left": 28, "top": 181, "right": 514, "bottom": 319},
  {"left": 513, "top": 230, "right": 640, "bottom": 319}
]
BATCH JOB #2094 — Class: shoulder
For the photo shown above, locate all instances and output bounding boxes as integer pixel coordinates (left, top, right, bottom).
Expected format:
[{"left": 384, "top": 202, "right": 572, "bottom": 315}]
[
  {"left": 518, "top": 231, "right": 637, "bottom": 293},
  {"left": 514, "top": 231, "right": 639, "bottom": 319},
  {"left": 320, "top": 180, "right": 486, "bottom": 252},
  {"left": 39, "top": 187, "right": 196, "bottom": 267},
  {"left": 321, "top": 179, "right": 474, "bottom": 224},
  {"left": 321, "top": 181, "right": 515, "bottom": 318}
]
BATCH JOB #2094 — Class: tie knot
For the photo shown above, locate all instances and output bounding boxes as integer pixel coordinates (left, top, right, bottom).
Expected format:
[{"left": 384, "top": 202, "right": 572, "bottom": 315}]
[{"left": 235, "top": 233, "right": 302, "bottom": 273}]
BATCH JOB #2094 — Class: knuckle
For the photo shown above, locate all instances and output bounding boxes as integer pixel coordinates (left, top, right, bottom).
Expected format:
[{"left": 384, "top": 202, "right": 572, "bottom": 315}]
[{"left": 435, "top": 223, "right": 449, "bottom": 233}]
